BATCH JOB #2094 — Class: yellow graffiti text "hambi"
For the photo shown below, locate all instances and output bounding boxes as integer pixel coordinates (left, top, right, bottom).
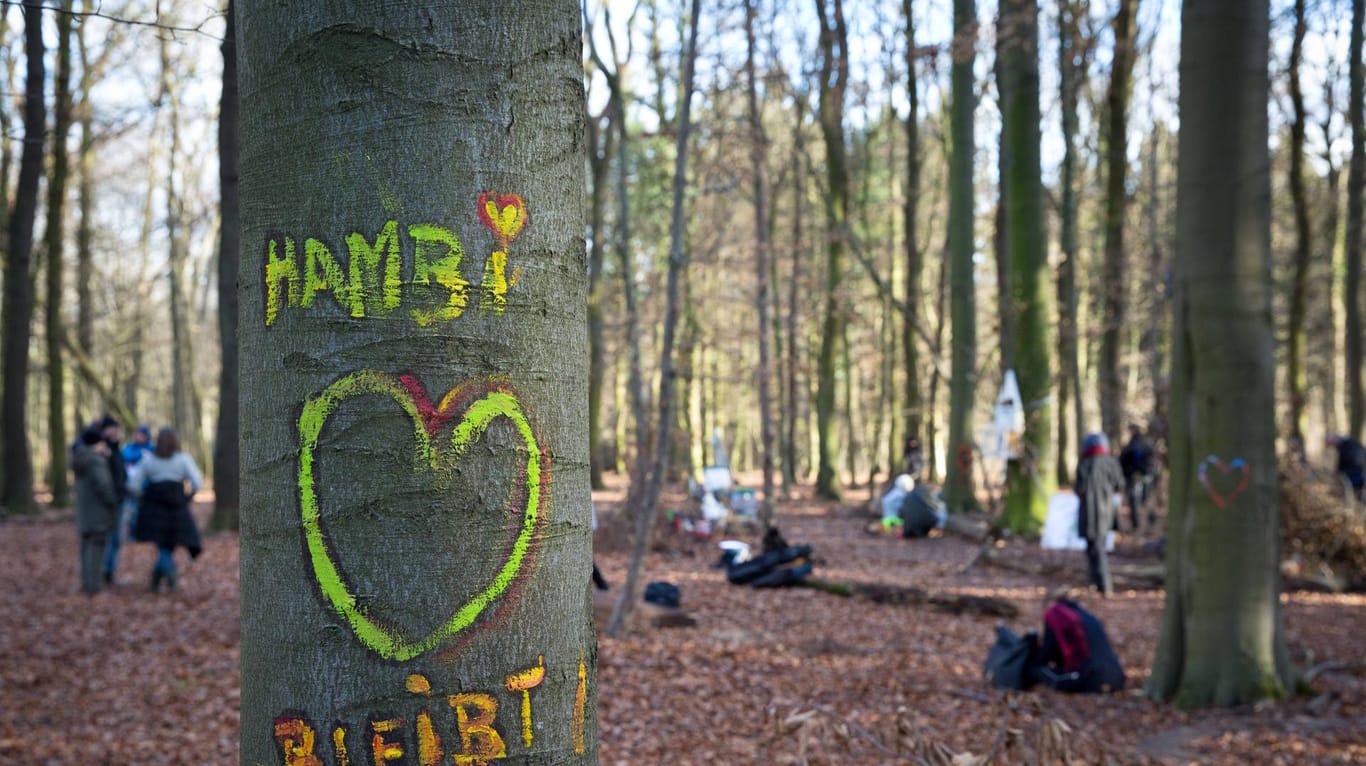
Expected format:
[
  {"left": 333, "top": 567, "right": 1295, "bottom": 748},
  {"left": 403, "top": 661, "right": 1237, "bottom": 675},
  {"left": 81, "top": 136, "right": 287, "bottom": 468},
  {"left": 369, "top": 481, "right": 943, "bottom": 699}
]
[{"left": 263, "top": 220, "right": 520, "bottom": 327}]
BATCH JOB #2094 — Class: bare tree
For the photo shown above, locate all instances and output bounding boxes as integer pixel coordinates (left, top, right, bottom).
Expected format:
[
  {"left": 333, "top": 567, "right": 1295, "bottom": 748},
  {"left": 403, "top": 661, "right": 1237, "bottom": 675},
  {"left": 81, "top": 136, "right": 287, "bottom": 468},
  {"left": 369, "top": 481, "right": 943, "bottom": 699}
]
[{"left": 1, "top": 1, "right": 46, "bottom": 515}]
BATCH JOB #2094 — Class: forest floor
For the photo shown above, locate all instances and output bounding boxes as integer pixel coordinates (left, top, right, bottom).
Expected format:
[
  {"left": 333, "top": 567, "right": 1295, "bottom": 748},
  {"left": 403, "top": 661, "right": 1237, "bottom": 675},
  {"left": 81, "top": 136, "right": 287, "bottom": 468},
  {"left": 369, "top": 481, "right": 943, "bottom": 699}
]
[{"left": 0, "top": 477, "right": 1363, "bottom": 765}]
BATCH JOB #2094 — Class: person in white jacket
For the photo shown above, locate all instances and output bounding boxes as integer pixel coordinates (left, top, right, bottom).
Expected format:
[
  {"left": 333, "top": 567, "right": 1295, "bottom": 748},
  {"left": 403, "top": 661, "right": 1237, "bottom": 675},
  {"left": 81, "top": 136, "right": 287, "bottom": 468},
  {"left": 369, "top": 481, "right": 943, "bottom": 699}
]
[{"left": 128, "top": 428, "right": 203, "bottom": 592}]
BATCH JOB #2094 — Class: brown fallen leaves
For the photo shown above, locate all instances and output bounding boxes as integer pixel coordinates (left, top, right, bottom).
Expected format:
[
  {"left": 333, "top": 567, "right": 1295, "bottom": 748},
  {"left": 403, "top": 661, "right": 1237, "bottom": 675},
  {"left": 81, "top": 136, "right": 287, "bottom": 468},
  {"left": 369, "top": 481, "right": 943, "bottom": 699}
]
[{"left": 0, "top": 482, "right": 1362, "bottom": 765}]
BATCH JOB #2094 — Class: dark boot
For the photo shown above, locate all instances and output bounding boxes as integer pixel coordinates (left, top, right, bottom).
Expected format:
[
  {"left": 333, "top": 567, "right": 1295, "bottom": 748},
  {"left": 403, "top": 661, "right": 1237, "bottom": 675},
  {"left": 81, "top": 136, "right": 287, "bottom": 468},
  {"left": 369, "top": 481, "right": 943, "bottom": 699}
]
[
  {"left": 165, "top": 570, "right": 178, "bottom": 592},
  {"left": 151, "top": 569, "right": 163, "bottom": 593}
]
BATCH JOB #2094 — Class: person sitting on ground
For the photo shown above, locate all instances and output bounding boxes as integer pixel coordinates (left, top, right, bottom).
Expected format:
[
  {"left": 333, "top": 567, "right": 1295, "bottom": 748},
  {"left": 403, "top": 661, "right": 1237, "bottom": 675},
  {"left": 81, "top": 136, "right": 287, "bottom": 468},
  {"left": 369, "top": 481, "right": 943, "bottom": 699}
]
[
  {"left": 1327, "top": 435, "right": 1365, "bottom": 502},
  {"left": 879, "top": 474, "right": 915, "bottom": 533},
  {"left": 1031, "top": 594, "right": 1125, "bottom": 694},
  {"left": 900, "top": 481, "right": 947, "bottom": 538}
]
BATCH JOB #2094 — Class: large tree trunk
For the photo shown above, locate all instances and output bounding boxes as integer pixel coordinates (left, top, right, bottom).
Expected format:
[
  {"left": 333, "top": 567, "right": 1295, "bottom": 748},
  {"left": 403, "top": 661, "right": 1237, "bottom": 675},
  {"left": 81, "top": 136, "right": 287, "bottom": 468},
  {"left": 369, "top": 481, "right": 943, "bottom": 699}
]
[
  {"left": 1147, "top": 0, "right": 1293, "bottom": 708},
  {"left": 608, "top": 0, "right": 702, "bottom": 639},
  {"left": 998, "top": 0, "right": 1053, "bottom": 534},
  {"left": 211, "top": 0, "right": 240, "bottom": 531},
  {"left": 745, "top": 0, "right": 777, "bottom": 530},
  {"left": 813, "top": 0, "right": 849, "bottom": 501},
  {"left": 1348, "top": 0, "right": 1365, "bottom": 439},
  {"left": 237, "top": 3, "right": 596, "bottom": 761},
  {"left": 44, "top": 0, "right": 74, "bottom": 508},
  {"left": 944, "top": 0, "right": 978, "bottom": 512},
  {"left": 1099, "top": 0, "right": 1138, "bottom": 441},
  {"left": 0, "top": 1, "right": 45, "bottom": 515}
]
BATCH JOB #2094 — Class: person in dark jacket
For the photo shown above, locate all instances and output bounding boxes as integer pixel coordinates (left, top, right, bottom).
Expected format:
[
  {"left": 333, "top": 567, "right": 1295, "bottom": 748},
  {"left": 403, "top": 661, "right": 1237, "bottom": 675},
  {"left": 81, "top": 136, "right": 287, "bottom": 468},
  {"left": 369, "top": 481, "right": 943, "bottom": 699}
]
[
  {"left": 1118, "top": 423, "right": 1156, "bottom": 532},
  {"left": 1076, "top": 433, "right": 1125, "bottom": 597},
  {"left": 1033, "top": 597, "right": 1125, "bottom": 693},
  {"left": 129, "top": 427, "right": 203, "bottom": 592},
  {"left": 1327, "top": 435, "right": 1365, "bottom": 502},
  {"left": 73, "top": 427, "right": 120, "bottom": 594},
  {"left": 103, "top": 420, "right": 149, "bottom": 583}
]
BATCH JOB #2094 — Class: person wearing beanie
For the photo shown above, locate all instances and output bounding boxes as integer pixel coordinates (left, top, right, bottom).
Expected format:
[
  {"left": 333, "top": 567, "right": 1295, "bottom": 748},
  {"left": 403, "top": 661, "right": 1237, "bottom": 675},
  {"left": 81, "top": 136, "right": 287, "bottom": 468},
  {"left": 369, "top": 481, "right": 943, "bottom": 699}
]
[
  {"left": 1075, "top": 433, "right": 1125, "bottom": 596},
  {"left": 73, "top": 426, "right": 119, "bottom": 594}
]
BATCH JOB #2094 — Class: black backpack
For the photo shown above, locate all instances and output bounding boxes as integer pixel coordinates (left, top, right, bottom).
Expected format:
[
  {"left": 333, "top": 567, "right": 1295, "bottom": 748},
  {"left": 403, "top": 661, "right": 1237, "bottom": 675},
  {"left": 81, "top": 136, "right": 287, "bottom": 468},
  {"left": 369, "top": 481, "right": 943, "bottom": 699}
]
[{"left": 983, "top": 624, "right": 1038, "bottom": 690}]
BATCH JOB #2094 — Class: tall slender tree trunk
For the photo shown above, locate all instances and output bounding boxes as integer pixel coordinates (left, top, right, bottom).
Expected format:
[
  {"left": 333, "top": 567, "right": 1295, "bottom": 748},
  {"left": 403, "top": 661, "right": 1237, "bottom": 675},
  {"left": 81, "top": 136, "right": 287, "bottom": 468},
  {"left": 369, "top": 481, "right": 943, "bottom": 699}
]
[
  {"left": 1055, "top": 0, "right": 1086, "bottom": 485},
  {"left": 75, "top": 5, "right": 96, "bottom": 429},
  {"left": 903, "top": 0, "right": 923, "bottom": 456},
  {"left": 0, "top": 1, "right": 45, "bottom": 515},
  {"left": 211, "top": 0, "right": 240, "bottom": 531},
  {"left": 813, "top": 0, "right": 849, "bottom": 501},
  {"left": 161, "top": 26, "right": 198, "bottom": 453},
  {"left": 237, "top": 2, "right": 596, "bottom": 761},
  {"left": 745, "top": 0, "right": 777, "bottom": 529},
  {"left": 586, "top": 104, "right": 613, "bottom": 491},
  {"left": 1285, "top": 0, "right": 1311, "bottom": 445},
  {"left": 999, "top": 0, "right": 1053, "bottom": 534},
  {"left": 1147, "top": 0, "right": 1292, "bottom": 708},
  {"left": 784, "top": 100, "right": 807, "bottom": 489},
  {"left": 44, "top": 0, "right": 74, "bottom": 507},
  {"left": 1099, "top": 0, "right": 1138, "bottom": 440},
  {"left": 608, "top": 0, "right": 702, "bottom": 638},
  {"left": 944, "top": 0, "right": 978, "bottom": 512},
  {"left": 1348, "top": 0, "right": 1365, "bottom": 439}
]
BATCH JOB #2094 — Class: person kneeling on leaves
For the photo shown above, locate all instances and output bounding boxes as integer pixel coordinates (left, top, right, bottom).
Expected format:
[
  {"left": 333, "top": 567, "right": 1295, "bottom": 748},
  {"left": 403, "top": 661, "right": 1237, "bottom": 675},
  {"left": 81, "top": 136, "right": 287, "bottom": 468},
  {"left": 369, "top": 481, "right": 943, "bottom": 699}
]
[{"left": 1030, "top": 596, "right": 1125, "bottom": 694}]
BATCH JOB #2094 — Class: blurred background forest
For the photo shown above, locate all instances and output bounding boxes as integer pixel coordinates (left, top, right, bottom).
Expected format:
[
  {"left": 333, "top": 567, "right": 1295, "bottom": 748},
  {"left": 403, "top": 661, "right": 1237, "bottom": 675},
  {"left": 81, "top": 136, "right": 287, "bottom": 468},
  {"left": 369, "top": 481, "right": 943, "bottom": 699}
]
[{"left": 0, "top": 0, "right": 1359, "bottom": 523}]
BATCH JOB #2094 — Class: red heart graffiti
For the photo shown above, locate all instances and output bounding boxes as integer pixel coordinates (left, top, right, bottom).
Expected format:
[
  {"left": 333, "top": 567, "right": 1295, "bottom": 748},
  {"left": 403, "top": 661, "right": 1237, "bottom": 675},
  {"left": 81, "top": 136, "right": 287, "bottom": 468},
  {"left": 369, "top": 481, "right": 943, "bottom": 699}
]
[
  {"left": 1197, "top": 455, "right": 1249, "bottom": 509},
  {"left": 477, "top": 192, "right": 528, "bottom": 246}
]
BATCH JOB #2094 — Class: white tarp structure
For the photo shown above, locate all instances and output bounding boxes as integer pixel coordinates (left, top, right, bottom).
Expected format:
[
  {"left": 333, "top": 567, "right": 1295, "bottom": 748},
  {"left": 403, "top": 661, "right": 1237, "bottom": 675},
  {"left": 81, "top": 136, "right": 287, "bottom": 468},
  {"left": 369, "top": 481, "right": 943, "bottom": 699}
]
[
  {"left": 1040, "top": 491, "right": 1114, "bottom": 551},
  {"left": 984, "top": 370, "right": 1025, "bottom": 460}
]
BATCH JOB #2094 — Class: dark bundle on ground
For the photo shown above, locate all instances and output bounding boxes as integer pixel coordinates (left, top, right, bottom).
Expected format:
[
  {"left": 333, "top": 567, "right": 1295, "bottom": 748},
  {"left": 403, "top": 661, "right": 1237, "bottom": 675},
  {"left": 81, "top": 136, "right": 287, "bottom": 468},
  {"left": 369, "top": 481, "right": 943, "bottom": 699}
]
[{"left": 1279, "top": 457, "right": 1366, "bottom": 579}]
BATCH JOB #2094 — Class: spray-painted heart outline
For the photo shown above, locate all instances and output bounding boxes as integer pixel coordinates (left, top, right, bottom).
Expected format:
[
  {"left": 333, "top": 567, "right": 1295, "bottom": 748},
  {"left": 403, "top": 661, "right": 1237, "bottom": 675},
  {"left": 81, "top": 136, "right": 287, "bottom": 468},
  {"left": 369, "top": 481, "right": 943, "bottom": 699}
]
[
  {"left": 297, "top": 370, "right": 544, "bottom": 661},
  {"left": 1197, "top": 455, "right": 1249, "bottom": 509}
]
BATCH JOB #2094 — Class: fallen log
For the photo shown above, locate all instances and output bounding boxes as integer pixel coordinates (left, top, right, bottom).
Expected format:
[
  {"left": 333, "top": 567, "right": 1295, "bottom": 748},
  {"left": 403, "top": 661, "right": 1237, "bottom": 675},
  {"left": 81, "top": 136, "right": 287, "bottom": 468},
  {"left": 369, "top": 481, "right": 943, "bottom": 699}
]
[{"left": 802, "top": 577, "right": 1019, "bottom": 618}]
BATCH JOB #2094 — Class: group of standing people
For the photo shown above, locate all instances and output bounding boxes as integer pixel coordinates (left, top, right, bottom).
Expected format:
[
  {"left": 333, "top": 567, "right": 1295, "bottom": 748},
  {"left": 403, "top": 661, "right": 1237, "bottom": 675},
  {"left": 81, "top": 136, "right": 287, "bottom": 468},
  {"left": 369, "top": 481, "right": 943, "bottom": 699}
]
[{"left": 71, "top": 416, "right": 203, "bottom": 595}]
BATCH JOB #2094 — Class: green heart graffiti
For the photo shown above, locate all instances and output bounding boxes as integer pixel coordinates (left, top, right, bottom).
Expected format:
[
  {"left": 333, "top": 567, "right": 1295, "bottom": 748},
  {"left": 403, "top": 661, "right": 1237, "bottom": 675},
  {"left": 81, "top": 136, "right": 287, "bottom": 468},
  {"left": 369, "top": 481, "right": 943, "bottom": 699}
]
[{"left": 297, "top": 369, "right": 544, "bottom": 661}]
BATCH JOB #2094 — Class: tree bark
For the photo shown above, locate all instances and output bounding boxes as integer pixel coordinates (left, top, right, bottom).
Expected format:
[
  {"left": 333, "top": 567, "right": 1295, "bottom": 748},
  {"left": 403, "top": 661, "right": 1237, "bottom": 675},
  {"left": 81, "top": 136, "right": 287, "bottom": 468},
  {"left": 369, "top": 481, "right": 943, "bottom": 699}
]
[
  {"left": 1099, "top": 0, "right": 1138, "bottom": 441},
  {"left": 944, "top": 0, "right": 978, "bottom": 512},
  {"left": 237, "top": 2, "right": 596, "bottom": 761},
  {"left": 1147, "top": 0, "right": 1293, "bottom": 707},
  {"left": 1, "top": 1, "right": 45, "bottom": 515},
  {"left": 211, "top": 0, "right": 240, "bottom": 531},
  {"left": 1348, "top": 0, "right": 1365, "bottom": 438},
  {"left": 998, "top": 0, "right": 1053, "bottom": 534},
  {"left": 44, "top": 0, "right": 74, "bottom": 508}
]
